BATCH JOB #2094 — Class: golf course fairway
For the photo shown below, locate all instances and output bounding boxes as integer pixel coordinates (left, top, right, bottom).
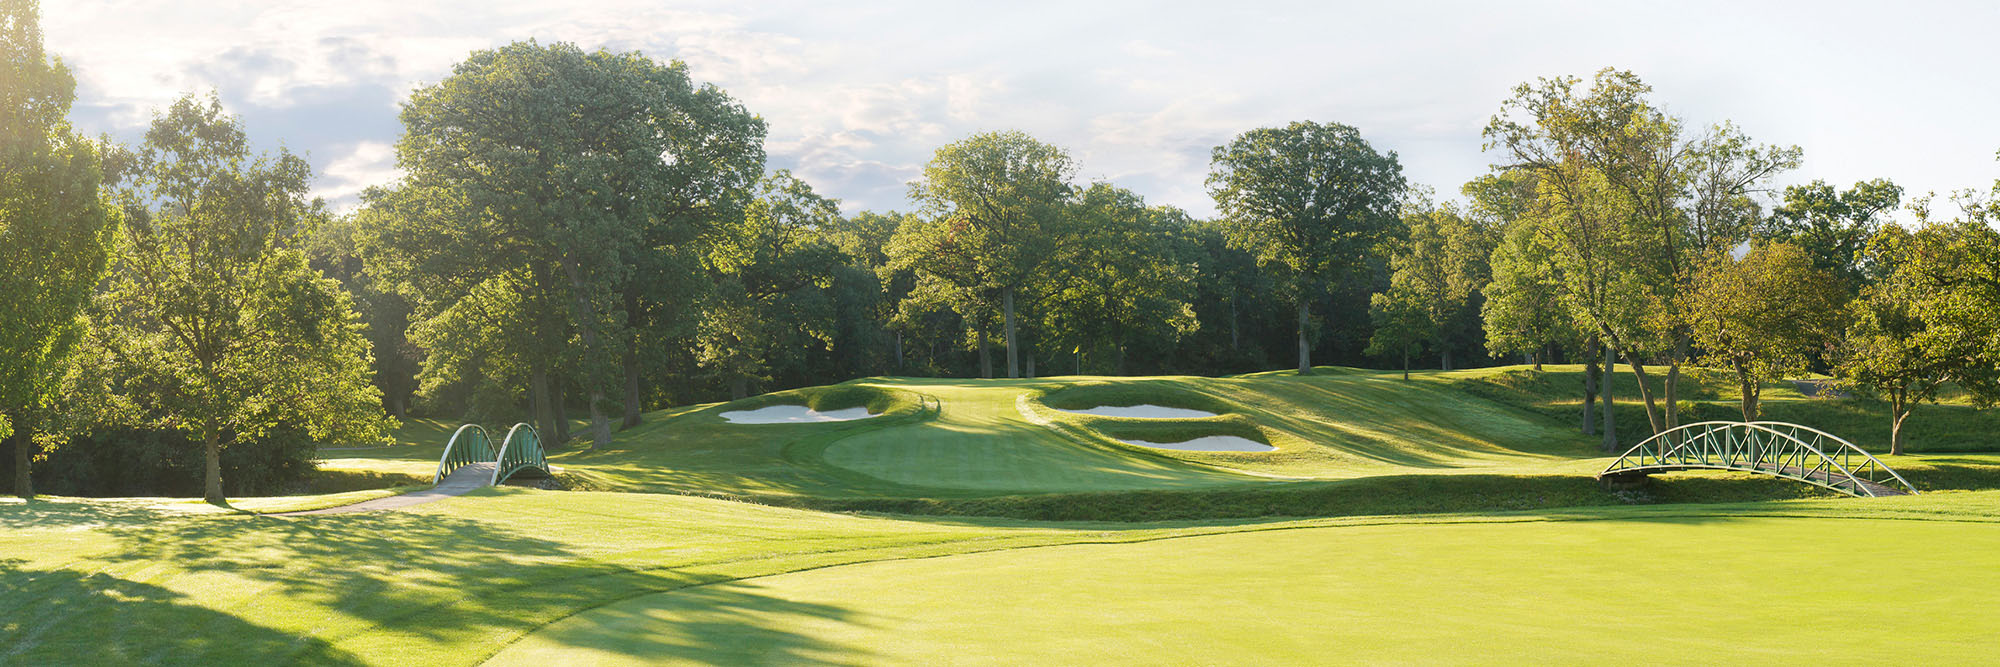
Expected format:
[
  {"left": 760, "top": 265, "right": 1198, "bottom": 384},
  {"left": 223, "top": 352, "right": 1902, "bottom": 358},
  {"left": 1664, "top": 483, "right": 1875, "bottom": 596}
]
[
  {"left": 493, "top": 508, "right": 2000, "bottom": 665},
  {"left": 11, "top": 367, "right": 2000, "bottom": 664}
]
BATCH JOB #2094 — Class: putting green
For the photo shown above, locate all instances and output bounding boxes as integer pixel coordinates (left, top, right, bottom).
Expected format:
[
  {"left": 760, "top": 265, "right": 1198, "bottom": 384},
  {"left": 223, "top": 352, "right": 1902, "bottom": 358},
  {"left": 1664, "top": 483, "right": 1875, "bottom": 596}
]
[
  {"left": 492, "top": 511, "right": 2000, "bottom": 665},
  {"left": 818, "top": 380, "right": 1250, "bottom": 493}
]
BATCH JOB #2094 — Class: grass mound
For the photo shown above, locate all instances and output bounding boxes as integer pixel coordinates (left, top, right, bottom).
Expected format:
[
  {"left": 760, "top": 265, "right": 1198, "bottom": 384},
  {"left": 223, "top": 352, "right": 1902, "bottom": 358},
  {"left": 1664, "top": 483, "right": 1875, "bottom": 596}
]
[
  {"left": 1037, "top": 379, "right": 1237, "bottom": 415},
  {"left": 711, "top": 380, "right": 925, "bottom": 418},
  {"left": 1440, "top": 365, "right": 2000, "bottom": 453}
]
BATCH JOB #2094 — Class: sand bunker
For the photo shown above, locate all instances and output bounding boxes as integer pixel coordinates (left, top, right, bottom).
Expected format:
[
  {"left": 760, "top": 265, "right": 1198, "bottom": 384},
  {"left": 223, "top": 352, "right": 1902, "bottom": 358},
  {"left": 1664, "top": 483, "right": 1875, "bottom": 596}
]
[
  {"left": 720, "top": 405, "right": 880, "bottom": 424},
  {"left": 1056, "top": 404, "right": 1218, "bottom": 419},
  {"left": 1120, "top": 436, "right": 1275, "bottom": 452}
]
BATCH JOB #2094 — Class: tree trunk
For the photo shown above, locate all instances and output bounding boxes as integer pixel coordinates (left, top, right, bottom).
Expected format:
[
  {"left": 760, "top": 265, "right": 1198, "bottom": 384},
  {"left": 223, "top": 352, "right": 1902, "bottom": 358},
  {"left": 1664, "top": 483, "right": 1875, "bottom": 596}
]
[
  {"left": 1665, "top": 336, "right": 1687, "bottom": 430},
  {"left": 202, "top": 428, "right": 225, "bottom": 506},
  {"left": 893, "top": 330, "right": 904, "bottom": 371},
  {"left": 531, "top": 365, "right": 556, "bottom": 449},
  {"left": 10, "top": 421, "right": 32, "bottom": 499},
  {"left": 1890, "top": 394, "right": 1907, "bottom": 456},
  {"left": 1442, "top": 346, "right": 1453, "bottom": 371},
  {"left": 1003, "top": 286, "right": 1019, "bottom": 379},
  {"left": 622, "top": 288, "right": 644, "bottom": 429},
  {"left": 1613, "top": 340, "right": 1664, "bottom": 435},
  {"left": 621, "top": 335, "right": 643, "bottom": 429},
  {"left": 1296, "top": 300, "right": 1311, "bottom": 376},
  {"left": 1624, "top": 358, "right": 1664, "bottom": 435},
  {"left": 560, "top": 261, "right": 613, "bottom": 448},
  {"left": 1601, "top": 342, "right": 1617, "bottom": 452},
  {"left": 1026, "top": 353, "right": 1036, "bottom": 379},
  {"left": 1401, "top": 351, "right": 1410, "bottom": 381},
  {"left": 1116, "top": 345, "right": 1128, "bottom": 376},
  {"left": 1741, "top": 377, "right": 1760, "bottom": 422},
  {"left": 977, "top": 326, "right": 992, "bottom": 379},
  {"left": 1581, "top": 337, "right": 1597, "bottom": 437},
  {"left": 586, "top": 394, "right": 611, "bottom": 450},
  {"left": 552, "top": 378, "right": 572, "bottom": 446},
  {"left": 731, "top": 376, "right": 749, "bottom": 401},
  {"left": 1076, "top": 348, "right": 1083, "bottom": 376}
]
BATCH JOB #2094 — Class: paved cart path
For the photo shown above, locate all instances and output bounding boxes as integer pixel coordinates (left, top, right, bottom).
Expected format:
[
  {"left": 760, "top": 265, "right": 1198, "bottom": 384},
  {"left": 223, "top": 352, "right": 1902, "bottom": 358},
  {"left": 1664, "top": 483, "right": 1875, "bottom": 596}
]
[{"left": 274, "top": 462, "right": 496, "bottom": 516}]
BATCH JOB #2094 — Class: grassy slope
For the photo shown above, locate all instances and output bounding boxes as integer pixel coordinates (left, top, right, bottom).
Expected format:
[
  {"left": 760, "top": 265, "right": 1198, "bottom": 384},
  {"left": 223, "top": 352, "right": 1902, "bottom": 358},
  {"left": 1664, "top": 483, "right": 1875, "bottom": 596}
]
[
  {"left": 1438, "top": 364, "right": 2000, "bottom": 453},
  {"left": 349, "top": 368, "right": 1995, "bottom": 520},
  {"left": 494, "top": 505, "right": 2000, "bottom": 665},
  {"left": 9, "top": 489, "right": 2000, "bottom": 664},
  {"left": 545, "top": 369, "right": 1596, "bottom": 499},
  {"left": 552, "top": 379, "right": 1252, "bottom": 498}
]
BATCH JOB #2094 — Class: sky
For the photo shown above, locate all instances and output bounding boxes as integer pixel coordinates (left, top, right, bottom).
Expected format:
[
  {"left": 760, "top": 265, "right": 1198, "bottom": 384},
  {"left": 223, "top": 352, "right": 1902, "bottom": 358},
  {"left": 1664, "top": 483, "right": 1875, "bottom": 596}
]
[{"left": 38, "top": 0, "right": 2000, "bottom": 219}]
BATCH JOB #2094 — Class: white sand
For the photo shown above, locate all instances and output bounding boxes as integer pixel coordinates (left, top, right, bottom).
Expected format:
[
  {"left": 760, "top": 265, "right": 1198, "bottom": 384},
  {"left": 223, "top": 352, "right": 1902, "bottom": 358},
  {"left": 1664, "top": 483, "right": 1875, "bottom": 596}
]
[
  {"left": 719, "top": 405, "right": 880, "bottom": 424},
  {"left": 1055, "top": 404, "right": 1218, "bottom": 419},
  {"left": 1120, "top": 435, "right": 1275, "bottom": 452}
]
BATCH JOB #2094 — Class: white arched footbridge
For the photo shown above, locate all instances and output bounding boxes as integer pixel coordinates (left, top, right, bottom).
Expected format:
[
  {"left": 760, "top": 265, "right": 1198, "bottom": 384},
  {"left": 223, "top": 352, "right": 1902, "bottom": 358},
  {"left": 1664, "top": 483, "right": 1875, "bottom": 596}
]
[{"left": 1598, "top": 421, "right": 1917, "bottom": 497}]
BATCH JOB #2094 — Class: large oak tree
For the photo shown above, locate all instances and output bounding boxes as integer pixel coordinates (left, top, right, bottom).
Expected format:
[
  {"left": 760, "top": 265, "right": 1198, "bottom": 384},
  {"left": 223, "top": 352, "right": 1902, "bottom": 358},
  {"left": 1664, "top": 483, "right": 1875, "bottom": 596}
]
[
  {"left": 96, "top": 94, "right": 388, "bottom": 505},
  {"left": 894, "top": 131, "right": 1074, "bottom": 379},
  {"left": 1208, "top": 120, "right": 1406, "bottom": 375}
]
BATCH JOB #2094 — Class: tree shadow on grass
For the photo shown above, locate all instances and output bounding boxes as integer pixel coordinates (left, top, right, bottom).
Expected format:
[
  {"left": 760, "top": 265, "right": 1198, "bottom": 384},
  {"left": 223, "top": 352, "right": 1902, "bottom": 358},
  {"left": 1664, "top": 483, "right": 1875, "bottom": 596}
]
[
  {"left": 0, "top": 498, "right": 178, "bottom": 531},
  {"left": 84, "top": 508, "right": 588, "bottom": 655},
  {"left": 61, "top": 497, "right": 874, "bottom": 664},
  {"left": 507, "top": 580, "right": 874, "bottom": 665},
  {"left": 0, "top": 561, "right": 361, "bottom": 664}
]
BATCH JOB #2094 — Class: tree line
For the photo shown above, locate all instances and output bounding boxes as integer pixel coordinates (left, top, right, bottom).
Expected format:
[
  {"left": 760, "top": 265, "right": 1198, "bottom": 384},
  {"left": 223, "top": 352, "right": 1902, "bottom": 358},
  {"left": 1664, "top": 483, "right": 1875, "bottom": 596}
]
[{"left": 7, "top": 6, "right": 2000, "bottom": 501}]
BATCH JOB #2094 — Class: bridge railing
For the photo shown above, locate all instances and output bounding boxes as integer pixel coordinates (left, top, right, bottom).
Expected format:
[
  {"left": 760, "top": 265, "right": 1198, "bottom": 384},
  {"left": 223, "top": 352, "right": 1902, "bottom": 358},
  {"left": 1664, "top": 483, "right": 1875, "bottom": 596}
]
[
  {"left": 435, "top": 424, "right": 494, "bottom": 484},
  {"left": 1602, "top": 420, "right": 1916, "bottom": 497},
  {"left": 1750, "top": 421, "right": 1918, "bottom": 497},
  {"left": 492, "top": 423, "right": 550, "bottom": 486}
]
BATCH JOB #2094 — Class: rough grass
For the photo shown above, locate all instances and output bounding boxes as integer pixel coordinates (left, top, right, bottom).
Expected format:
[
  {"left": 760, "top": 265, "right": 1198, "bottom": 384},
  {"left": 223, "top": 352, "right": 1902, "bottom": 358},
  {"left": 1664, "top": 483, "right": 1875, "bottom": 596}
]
[{"left": 1438, "top": 364, "right": 2000, "bottom": 453}]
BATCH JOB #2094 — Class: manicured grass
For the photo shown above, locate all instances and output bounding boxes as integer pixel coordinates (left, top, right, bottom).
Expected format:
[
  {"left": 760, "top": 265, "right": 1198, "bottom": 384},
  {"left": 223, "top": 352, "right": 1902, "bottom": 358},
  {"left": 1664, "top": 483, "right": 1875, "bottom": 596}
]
[
  {"left": 9, "top": 487, "right": 2000, "bottom": 664},
  {"left": 491, "top": 493, "right": 2000, "bottom": 665}
]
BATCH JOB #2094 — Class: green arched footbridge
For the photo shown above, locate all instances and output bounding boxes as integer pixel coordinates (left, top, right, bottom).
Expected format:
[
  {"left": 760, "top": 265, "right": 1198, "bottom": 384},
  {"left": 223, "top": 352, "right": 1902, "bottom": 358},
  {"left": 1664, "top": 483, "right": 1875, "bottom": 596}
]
[{"left": 434, "top": 423, "right": 552, "bottom": 488}]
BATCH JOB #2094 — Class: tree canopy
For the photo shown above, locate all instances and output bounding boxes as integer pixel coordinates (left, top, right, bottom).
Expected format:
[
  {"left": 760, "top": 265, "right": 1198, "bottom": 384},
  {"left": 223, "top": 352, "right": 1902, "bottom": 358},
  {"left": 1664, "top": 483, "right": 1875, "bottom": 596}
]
[
  {"left": 94, "top": 94, "right": 388, "bottom": 504},
  {"left": 0, "top": 0, "right": 118, "bottom": 497},
  {"left": 1209, "top": 120, "right": 1406, "bottom": 375}
]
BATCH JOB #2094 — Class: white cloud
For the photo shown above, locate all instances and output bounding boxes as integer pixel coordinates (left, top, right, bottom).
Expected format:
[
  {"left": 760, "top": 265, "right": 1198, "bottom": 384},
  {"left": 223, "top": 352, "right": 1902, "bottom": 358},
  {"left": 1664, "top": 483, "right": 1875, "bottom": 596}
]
[
  {"left": 34, "top": 1, "right": 2000, "bottom": 218},
  {"left": 314, "top": 141, "right": 401, "bottom": 208}
]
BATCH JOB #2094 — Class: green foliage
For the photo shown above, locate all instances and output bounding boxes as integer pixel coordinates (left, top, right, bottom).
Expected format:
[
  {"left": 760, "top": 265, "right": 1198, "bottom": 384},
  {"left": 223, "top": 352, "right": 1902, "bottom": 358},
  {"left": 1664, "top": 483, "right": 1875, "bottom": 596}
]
[
  {"left": 1207, "top": 120, "right": 1407, "bottom": 293},
  {"left": 891, "top": 130, "right": 1076, "bottom": 378},
  {"left": 1759, "top": 178, "right": 1902, "bottom": 292},
  {"left": 1840, "top": 219, "right": 2000, "bottom": 453},
  {"left": 1034, "top": 183, "right": 1198, "bottom": 372},
  {"left": 1686, "top": 243, "right": 1845, "bottom": 419},
  {"left": 1208, "top": 120, "right": 1406, "bottom": 374},
  {"left": 1476, "top": 172, "right": 1578, "bottom": 364},
  {"left": 367, "top": 39, "right": 766, "bottom": 443},
  {"left": 305, "top": 213, "right": 419, "bottom": 416},
  {"left": 1368, "top": 198, "right": 1495, "bottom": 370},
  {"left": 1484, "top": 68, "right": 1799, "bottom": 435},
  {"left": 0, "top": 0, "right": 118, "bottom": 495},
  {"left": 6, "top": 426, "right": 320, "bottom": 497},
  {"left": 698, "top": 171, "right": 847, "bottom": 397},
  {"left": 1366, "top": 287, "right": 1428, "bottom": 374},
  {"left": 93, "top": 94, "right": 390, "bottom": 504}
]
